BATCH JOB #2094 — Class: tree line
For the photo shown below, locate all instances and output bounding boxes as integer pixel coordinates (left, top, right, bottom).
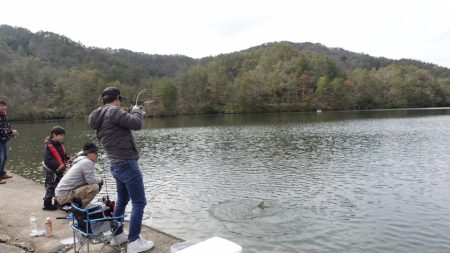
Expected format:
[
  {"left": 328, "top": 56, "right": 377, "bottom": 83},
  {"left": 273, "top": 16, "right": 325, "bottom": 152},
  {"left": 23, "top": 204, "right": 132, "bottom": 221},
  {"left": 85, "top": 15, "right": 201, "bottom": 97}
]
[{"left": 0, "top": 25, "right": 449, "bottom": 120}]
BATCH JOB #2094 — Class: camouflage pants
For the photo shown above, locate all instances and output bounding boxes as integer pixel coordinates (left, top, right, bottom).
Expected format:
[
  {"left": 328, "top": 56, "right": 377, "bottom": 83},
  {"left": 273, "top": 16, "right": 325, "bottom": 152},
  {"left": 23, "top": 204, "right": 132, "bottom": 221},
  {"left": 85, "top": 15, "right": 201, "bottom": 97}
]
[{"left": 43, "top": 168, "right": 63, "bottom": 201}]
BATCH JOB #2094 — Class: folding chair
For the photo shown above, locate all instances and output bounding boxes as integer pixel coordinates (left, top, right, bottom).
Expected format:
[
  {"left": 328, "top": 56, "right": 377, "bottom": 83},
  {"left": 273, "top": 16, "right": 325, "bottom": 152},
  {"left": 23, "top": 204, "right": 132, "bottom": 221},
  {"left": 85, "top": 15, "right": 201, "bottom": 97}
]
[{"left": 70, "top": 203, "right": 126, "bottom": 253}]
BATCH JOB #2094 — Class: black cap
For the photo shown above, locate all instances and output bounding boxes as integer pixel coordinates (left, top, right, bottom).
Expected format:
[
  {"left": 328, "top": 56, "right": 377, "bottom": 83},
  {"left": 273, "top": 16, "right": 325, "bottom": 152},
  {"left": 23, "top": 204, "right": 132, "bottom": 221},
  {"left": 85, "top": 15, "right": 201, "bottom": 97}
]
[
  {"left": 82, "top": 142, "right": 99, "bottom": 155},
  {"left": 102, "top": 87, "right": 127, "bottom": 101}
]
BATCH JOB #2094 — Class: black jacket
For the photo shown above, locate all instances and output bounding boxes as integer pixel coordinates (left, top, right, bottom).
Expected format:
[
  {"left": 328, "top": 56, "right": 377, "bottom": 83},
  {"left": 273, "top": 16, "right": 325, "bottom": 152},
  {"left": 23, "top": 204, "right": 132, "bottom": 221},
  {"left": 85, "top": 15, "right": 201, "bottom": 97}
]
[
  {"left": 0, "top": 115, "right": 13, "bottom": 143},
  {"left": 88, "top": 105, "right": 143, "bottom": 161}
]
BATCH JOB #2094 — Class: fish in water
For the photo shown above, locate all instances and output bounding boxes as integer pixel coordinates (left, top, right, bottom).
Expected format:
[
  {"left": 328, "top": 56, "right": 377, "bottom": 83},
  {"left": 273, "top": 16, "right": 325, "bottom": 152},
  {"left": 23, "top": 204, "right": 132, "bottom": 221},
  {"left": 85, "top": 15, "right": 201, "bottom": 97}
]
[{"left": 257, "top": 200, "right": 266, "bottom": 209}]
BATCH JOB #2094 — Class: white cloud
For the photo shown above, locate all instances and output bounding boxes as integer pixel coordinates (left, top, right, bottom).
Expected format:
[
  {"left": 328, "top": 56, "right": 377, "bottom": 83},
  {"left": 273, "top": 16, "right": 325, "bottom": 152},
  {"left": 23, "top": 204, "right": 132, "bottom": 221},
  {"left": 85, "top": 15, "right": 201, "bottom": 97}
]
[{"left": 0, "top": 0, "right": 449, "bottom": 67}]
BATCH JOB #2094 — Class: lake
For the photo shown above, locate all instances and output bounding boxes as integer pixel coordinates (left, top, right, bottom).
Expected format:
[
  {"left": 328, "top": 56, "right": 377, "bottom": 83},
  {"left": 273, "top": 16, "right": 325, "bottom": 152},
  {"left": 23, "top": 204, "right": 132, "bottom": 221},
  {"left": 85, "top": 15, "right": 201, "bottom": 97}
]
[{"left": 7, "top": 108, "right": 450, "bottom": 253}]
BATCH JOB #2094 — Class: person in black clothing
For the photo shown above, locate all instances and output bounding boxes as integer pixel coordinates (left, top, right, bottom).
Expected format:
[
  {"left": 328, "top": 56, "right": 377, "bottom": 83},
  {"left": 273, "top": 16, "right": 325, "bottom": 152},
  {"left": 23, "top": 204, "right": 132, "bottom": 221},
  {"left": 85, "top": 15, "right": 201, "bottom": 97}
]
[
  {"left": 0, "top": 101, "right": 18, "bottom": 184},
  {"left": 42, "top": 126, "right": 73, "bottom": 210}
]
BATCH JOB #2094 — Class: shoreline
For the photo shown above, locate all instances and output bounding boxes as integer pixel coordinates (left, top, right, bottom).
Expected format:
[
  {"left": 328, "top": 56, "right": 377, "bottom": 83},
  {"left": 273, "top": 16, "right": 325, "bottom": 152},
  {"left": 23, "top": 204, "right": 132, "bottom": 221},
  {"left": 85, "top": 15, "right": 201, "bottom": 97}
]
[
  {"left": 7, "top": 106, "right": 450, "bottom": 122},
  {"left": 0, "top": 173, "right": 182, "bottom": 252}
]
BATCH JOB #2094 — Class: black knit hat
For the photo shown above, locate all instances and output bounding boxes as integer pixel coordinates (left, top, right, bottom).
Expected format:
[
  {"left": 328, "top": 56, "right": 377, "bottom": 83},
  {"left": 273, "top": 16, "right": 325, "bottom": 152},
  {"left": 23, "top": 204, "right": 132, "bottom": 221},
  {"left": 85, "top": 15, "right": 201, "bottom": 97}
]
[{"left": 82, "top": 142, "right": 98, "bottom": 155}]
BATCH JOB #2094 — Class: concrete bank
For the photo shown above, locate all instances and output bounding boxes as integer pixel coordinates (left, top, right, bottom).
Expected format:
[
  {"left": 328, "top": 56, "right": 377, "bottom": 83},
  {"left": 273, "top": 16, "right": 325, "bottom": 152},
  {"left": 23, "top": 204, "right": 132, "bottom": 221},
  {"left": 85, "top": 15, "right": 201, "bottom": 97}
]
[{"left": 0, "top": 173, "right": 182, "bottom": 253}]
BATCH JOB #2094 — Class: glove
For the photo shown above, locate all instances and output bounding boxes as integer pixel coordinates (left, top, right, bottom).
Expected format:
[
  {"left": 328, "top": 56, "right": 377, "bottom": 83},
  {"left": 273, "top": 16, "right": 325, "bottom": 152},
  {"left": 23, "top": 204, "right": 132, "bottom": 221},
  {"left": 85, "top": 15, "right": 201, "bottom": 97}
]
[
  {"left": 131, "top": 105, "right": 145, "bottom": 115},
  {"left": 98, "top": 179, "right": 104, "bottom": 192},
  {"left": 131, "top": 105, "right": 141, "bottom": 113}
]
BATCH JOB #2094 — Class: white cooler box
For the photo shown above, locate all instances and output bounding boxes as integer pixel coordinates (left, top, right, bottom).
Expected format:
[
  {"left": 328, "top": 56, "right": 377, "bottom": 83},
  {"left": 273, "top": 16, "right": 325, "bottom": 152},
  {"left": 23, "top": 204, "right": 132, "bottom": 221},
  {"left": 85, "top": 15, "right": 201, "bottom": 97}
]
[{"left": 175, "top": 237, "right": 242, "bottom": 253}]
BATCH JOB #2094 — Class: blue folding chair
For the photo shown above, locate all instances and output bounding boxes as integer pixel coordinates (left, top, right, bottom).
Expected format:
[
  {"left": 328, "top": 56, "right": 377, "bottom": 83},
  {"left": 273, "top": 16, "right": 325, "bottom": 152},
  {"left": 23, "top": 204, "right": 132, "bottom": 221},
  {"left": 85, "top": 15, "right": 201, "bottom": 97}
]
[{"left": 70, "top": 203, "right": 126, "bottom": 253}]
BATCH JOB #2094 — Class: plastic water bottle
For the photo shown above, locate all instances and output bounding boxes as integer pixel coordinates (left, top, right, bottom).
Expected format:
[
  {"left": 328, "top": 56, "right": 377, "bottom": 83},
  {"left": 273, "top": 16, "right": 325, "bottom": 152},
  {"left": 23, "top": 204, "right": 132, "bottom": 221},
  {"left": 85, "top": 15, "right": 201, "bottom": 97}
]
[{"left": 29, "top": 213, "right": 37, "bottom": 234}]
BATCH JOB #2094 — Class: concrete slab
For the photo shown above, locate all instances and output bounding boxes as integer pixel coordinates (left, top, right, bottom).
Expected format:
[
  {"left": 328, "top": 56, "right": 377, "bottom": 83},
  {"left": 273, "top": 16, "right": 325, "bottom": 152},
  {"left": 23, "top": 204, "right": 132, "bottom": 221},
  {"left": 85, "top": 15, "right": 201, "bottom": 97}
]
[
  {"left": 0, "top": 243, "right": 26, "bottom": 253},
  {"left": 0, "top": 173, "right": 182, "bottom": 253}
]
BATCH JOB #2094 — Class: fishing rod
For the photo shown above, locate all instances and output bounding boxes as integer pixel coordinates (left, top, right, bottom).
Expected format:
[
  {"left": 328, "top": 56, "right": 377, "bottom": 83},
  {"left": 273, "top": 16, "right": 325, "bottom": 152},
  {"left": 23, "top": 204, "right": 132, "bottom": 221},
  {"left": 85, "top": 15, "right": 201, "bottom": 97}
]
[
  {"left": 98, "top": 151, "right": 111, "bottom": 201},
  {"left": 101, "top": 155, "right": 109, "bottom": 198},
  {"left": 135, "top": 89, "right": 148, "bottom": 107}
]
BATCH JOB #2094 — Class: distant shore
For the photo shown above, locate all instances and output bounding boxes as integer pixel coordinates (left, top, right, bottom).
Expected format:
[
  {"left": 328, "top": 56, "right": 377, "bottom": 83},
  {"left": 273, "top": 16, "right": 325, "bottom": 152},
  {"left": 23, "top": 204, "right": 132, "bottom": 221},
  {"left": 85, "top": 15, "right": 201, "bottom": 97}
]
[
  {"left": 7, "top": 106, "right": 450, "bottom": 122},
  {"left": 0, "top": 173, "right": 181, "bottom": 253}
]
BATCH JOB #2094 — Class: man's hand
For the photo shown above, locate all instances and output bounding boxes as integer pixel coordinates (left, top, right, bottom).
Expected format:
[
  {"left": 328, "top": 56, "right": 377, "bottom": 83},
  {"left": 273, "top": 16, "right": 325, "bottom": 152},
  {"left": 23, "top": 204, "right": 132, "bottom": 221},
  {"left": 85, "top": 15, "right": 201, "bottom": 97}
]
[
  {"left": 11, "top": 129, "right": 18, "bottom": 138},
  {"left": 56, "top": 164, "right": 66, "bottom": 173},
  {"left": 131, "top": 105, "right": 140, "bottom": 112}
]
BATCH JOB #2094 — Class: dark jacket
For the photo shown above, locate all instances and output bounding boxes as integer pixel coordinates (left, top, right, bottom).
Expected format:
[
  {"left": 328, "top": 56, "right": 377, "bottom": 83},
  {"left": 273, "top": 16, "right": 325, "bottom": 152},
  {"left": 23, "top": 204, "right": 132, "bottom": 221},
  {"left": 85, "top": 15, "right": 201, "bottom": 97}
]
[
  {"left": 88, "top": 105, "right": 143, "bottom": 161},
  {"left": 0, "top": 115, "right": 13, "bottom": 143},
  {"left": 43, "top": 136, "right": 70, "bottom": 171}
]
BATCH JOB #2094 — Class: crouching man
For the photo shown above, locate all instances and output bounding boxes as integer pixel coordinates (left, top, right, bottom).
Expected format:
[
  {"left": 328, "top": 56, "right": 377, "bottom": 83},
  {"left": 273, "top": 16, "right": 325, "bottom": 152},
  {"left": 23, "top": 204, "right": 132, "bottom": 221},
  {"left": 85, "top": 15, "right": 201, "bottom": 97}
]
[{"left": 55, "top": 142, "right": 103, "bottom": 208}]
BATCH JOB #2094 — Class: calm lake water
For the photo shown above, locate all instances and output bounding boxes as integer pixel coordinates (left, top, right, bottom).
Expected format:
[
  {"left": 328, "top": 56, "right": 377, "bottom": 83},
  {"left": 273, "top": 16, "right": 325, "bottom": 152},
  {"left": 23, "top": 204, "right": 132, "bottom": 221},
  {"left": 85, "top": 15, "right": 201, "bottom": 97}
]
[{"left": 7, "top": 109, "right": 450, "bottom": 253}]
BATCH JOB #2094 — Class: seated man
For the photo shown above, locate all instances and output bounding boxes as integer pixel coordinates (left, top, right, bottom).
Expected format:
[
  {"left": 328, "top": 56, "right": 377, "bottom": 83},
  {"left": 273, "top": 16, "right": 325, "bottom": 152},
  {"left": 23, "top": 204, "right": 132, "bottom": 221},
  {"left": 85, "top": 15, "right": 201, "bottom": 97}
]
[{"left": 55, "top": 142, "right": 103, "bottom": 208}]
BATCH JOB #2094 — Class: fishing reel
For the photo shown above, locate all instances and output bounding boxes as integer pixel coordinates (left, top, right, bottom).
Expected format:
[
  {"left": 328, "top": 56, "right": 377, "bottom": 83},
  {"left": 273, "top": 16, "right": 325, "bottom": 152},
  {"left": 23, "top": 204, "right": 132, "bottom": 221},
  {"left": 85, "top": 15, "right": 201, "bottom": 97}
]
[{"left": 99, "top": 195, "right": 115, "bottom": 216}]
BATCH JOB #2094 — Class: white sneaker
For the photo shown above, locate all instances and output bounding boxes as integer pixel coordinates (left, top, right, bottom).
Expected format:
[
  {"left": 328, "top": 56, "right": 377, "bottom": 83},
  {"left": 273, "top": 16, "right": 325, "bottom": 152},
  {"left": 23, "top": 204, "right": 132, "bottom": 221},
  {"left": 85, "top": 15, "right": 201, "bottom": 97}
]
[
  {"left": 110, "top": 232, "right": 128, "bottom": 245},
  {"left": 127, "top": 238, "right": 154, "bottom": 253}
]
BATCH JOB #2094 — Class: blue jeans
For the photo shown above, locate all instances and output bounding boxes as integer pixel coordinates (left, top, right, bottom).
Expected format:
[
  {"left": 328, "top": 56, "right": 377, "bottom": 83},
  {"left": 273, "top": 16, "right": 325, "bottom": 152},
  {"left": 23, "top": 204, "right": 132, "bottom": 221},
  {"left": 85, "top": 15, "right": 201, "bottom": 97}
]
[
  {"left": 0, "top": 142, "right": 7, "bottom": 176},
  {"left": 110, "top": 160, "right": 147, "bottom": 242}
]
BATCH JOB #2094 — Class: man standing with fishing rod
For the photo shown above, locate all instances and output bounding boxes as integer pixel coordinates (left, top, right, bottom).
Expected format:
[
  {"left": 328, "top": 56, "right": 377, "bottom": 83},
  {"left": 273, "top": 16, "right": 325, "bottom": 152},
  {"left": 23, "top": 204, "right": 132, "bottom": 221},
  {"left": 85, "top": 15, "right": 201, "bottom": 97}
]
[{"left": 89, "top": 87, "right": 154, "bottom": 253}]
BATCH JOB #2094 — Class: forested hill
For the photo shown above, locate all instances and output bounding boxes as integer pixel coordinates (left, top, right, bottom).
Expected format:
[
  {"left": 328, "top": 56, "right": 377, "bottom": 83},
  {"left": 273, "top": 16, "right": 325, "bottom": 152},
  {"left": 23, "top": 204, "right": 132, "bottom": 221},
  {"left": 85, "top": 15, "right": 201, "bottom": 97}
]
[
  {"left": 249, "top": 41, "right": 450, "bottom": 77},
  {"left": 1, "top": 25, "right": 449, "bottom": 120}
]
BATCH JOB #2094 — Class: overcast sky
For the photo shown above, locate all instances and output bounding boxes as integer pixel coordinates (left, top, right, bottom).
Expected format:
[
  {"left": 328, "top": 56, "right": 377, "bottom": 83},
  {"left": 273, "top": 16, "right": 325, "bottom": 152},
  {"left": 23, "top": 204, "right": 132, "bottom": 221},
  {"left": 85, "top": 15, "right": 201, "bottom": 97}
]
[{"left": 1, "top": 0, "right": 449, "bottom": 68}]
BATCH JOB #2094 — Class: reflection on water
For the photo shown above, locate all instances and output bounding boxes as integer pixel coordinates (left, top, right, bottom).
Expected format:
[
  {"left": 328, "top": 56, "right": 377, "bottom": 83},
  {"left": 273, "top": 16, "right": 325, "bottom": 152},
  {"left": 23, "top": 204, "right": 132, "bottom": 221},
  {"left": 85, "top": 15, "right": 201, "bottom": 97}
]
[
  {"left": 7, "top": 108, "right": 450, "bottom": 253},
  {"left": 210, "top": 199, "right": 303, "bottom": 238}
]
